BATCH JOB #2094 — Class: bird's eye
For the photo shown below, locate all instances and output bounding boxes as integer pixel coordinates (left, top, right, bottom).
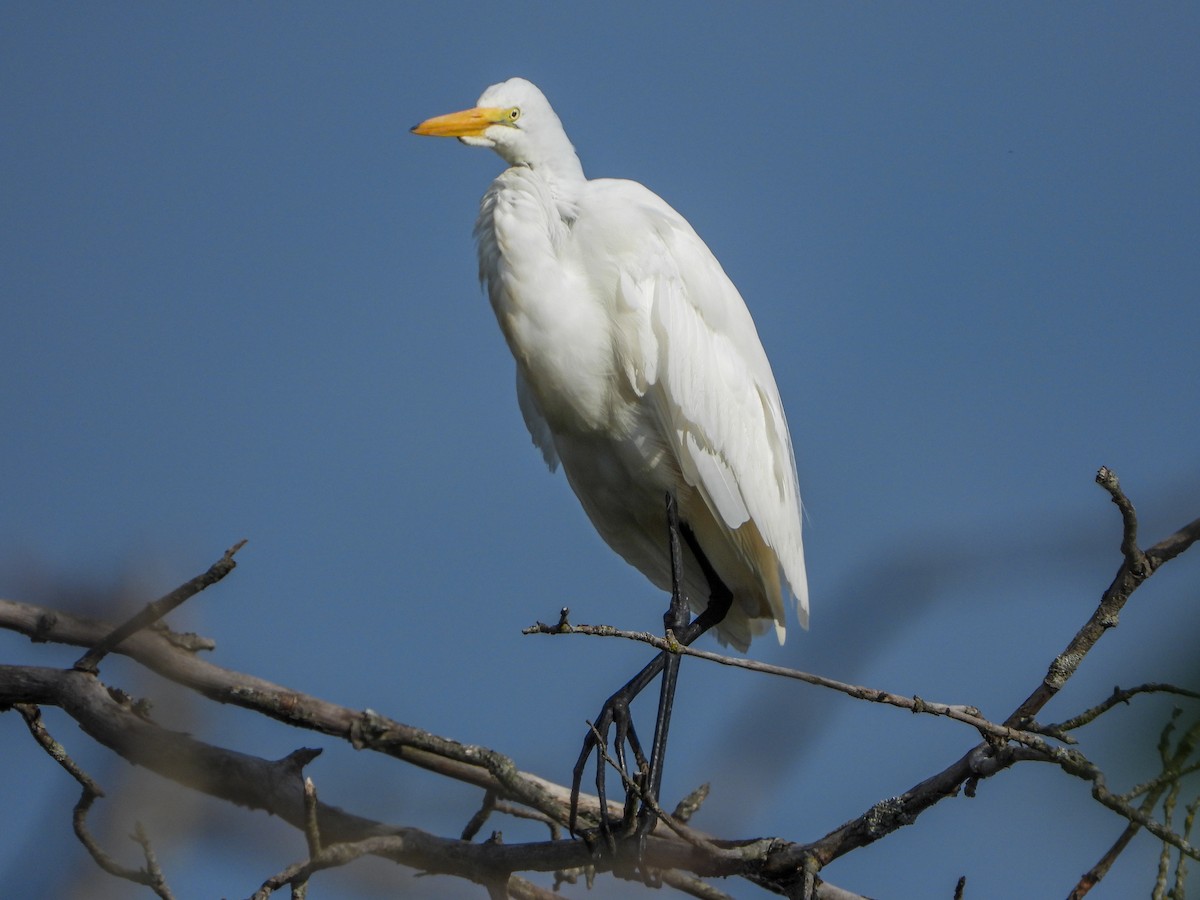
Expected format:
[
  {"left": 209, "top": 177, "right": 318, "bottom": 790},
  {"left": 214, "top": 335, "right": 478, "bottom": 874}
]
[{"left": 508, "top": 107, "right": 521, "bottom": 123}]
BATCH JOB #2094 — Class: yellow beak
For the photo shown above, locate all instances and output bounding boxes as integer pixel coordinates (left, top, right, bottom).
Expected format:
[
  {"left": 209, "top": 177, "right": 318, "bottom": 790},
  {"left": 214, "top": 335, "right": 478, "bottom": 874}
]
[{"left": 411, "top": 106, "right": 509, "bottom": 138}]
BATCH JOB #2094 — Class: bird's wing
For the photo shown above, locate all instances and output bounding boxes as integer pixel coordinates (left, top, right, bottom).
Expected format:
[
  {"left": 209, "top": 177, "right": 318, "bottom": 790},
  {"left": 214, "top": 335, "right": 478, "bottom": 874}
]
[
  {"left": 515, "top": 367, "right": 560, "bottom": 471},
  {"left": 584, "top": 179, "right": 809, "bottom": 626}
]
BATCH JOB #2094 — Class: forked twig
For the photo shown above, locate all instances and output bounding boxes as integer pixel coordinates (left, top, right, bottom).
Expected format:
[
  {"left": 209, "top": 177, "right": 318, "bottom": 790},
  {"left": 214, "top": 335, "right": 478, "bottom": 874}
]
[
  {"left": 1008, "top": 471, "right": 1200, "bottom": 728},
  {"left": 16, "top": 703, "right": 176, "bottom": 899}
]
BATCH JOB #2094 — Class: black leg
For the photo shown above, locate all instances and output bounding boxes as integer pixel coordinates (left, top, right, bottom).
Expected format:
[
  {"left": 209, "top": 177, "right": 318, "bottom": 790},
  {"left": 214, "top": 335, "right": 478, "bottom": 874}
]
[
  {"left": 569, "top": 493, "right": 733, "bottom": 844},
  {"left": 634, "top": 493, "right": 692, "bottom": 838}
]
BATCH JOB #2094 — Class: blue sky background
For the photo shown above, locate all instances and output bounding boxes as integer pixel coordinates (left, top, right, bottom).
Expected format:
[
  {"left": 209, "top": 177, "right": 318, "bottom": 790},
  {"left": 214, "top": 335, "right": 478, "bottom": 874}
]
[{"left": 2, "top": 4, "right": 1198, "bottom": 898}]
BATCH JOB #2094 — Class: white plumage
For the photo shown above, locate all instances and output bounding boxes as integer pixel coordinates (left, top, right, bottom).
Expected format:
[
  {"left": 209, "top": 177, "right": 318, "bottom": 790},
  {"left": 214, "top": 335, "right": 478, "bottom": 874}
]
[{"left": 413, "top": 78, "right": 807, "bottom": 651}]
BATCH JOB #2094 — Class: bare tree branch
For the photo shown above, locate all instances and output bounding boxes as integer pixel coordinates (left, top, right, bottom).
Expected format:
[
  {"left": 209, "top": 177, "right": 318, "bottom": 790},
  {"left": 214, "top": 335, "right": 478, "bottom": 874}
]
[
  {"left": 525, "top": 619, "right": 1055, "bottom": 749},
  {"left": 1, "top": 469, "right": 1196, "bottom": 896},
  {"left": 1007, "top": 472, "right": 1200, "bottom": 728},
  {"left": 1096, "top": 466, "right": 1149, "bottom": 575},
  {"left": 0, "top": 664, "right": 869, "bottom": 896},
  {"left": 0, "top": 596, "right": 587, "bottom": 826},
  {"left": 15, "top": 703, "right": 176, "bottom": 899},
  {"left": 742, "top": 475, "right": 1200, "bottom": 874},
  {"left": 74, "top": 539, "right": 246, "bottom": 673},
  {"left": 1045, "top": 683, "right": 1200, "bottom": 736}
]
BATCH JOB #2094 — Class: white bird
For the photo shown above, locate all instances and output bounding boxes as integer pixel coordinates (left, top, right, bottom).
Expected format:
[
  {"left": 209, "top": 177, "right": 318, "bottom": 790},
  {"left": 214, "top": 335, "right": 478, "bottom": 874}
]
[
  {"left": 413, "top": 78, "right": 809, "bottom": 834},
  {"left": 413, "top": 77, "right": 807, "bottom": 651}
]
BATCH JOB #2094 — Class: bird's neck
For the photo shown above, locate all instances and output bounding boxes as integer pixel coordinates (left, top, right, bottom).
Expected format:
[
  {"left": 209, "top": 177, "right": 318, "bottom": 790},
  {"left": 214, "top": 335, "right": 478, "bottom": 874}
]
[
  {"left": 498, "top": 136, "right": 587, "bottom": 211},
  {"left": 539, "top": 151, "right": 586, "bottom": 190},
  {"left": 540, "top": 157, "right": 585, "bottom": 221}
]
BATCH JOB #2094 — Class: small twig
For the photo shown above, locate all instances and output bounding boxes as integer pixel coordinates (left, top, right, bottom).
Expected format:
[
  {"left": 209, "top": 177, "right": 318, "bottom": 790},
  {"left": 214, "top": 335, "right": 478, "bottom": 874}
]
[
  {"left": 527, "top": 621, "right": 1050, "bottom": 750},
  {"left": 639, "top": 791, "right": 726, "bottom": 862},
  {"left": 1051, "top": 748, "right": 1200, "bottom": 868},
  {"left": 1122, "top": 760, "right": 1200, "bottom": 806},
  {"left": 252, "top": 834, "right": 561, "bottom": 900},
  {"left": 672, "top": 783, "right": 711, "bottom": 825},
  {"left": 1095, "top": 467, "right": 1148, "bottom": 575},
  {"left": 251, "top": 837, "right": 394, "bottom": 899},
  {"left": 130, "top": 823, "right": 172, "bottom": 899},
  {"left": 302, "top": 776, "right": 322, "bottom": 857},
  {"left": 585, "top": 722, "right": 725, "bottom": 861},
  {"left": 75, "top": 540, "right": 246, "bottom": 672},
  {"left": 1122, "top": 716, "right": 1200, "bottom": 803},
  {"left": 1068, "top": 781, "right": 1166, "bottom": 899},
  {"left": 1044, "top": 683, "right": 1200, "bottom": 735},
  {"left": 1154, "top": 775, "right": 1182, "bottom": 899},
  {"left": 16, "top": 703, "right": 176, "bottom": 899},
  {"left": 578, "top": 717, "right": 756, "bottom": 900},
  {"left": 493, "top": 799, "right": 562, "bottom": 839},
  {"left": 463, "top": 789, "right": 499, "bottom": 841},
  {"left": 157, "top": 627, "right": 217, "bottom": 654},
  {"left": 483, "top": 831, "right": 510, "bottom": 900},
  {"left": 15, "top": 703, "right": 105, "bottom": 796},
  {"left": 1175, "top": 796, "right": 1199, "bottom": 896},
  {"left": 1006, "top": 473, "right": 1200, "bottom": 728},
  {"left": 594, "top": 780, "right": 754, "bottom": 900}
]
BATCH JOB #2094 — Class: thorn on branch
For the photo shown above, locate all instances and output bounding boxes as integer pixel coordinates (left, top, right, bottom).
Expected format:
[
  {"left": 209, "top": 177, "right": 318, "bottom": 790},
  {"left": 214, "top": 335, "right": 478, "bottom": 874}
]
[{"left": 74, "top": 539, "right": 247, "bottom": 673}]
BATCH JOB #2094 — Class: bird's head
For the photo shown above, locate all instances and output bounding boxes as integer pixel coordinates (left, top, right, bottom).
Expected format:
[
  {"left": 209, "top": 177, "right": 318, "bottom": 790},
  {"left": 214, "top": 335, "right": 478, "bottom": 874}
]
[{"left": 412, "top": 77, "right": 581, "bottom": 178}]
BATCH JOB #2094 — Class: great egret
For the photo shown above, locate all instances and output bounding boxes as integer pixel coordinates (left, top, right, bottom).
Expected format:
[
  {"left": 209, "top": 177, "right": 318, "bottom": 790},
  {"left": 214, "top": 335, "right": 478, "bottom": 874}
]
[{"left": 412, "top": 78, "right": 808, "bottom": 838}]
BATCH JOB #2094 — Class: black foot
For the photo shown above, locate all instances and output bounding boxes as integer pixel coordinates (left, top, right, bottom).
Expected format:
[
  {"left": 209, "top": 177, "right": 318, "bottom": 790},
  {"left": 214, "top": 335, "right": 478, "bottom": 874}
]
[{"left": 570, "top": 686, "right": 650, "bottom": 844}]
